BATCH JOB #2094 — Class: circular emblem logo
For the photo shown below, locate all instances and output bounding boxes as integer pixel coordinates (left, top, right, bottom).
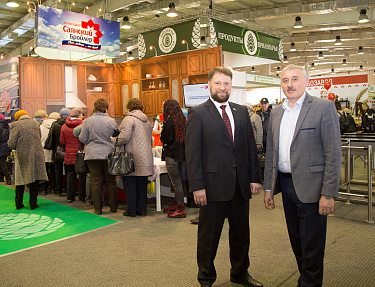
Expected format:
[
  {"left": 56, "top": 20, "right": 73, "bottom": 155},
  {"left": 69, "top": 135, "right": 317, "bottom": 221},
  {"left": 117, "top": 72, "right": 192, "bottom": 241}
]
[
  {"left": 244, "top": 30, "right": 258, "bottom": 55},
  {"left": 159, "top": 28, "right": 177, "bottom": 53}
]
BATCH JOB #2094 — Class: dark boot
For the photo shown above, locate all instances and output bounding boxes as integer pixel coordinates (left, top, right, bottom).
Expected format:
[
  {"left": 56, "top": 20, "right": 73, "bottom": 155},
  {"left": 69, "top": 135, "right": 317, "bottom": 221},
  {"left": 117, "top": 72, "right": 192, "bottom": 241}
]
[{"left": 168, "top": 205, "right": 186, "bottom": 218}]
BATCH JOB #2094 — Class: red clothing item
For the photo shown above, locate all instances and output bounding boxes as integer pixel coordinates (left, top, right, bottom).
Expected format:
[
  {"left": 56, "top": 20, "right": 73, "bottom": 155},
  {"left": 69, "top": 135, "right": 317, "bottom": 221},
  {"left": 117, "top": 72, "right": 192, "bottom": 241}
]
[{"left": 59, "top": 118, "right": 83, "bottom": 165}]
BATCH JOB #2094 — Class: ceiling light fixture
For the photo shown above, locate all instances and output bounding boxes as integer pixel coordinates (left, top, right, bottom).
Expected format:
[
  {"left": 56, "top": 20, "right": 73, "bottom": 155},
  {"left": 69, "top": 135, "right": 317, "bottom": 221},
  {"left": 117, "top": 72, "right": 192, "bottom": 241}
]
[
  {"left": 6, "top": 0, "right": 19, "bottom": 7},
  {"left": 358, "top": 9, "right": 369, "bottom": 23},
  {"left": 251, "top": 67, "right": 255, "bottom": 73},
  {"left": 289, "top": 42, "right": 296, "bottom": 52},
  {"left": 342, "top": 59, "right": 347, "bottom": 65},
  {"left": 334, "top": 36, "right": 342, "bottom": 45},
  {"left": 331, "top": 68, "right": 335, "bottom": 74},
  {"left": 318, "top": 51, "right": 324, "bottom": 58},
  {"left": 167, "top": 3, "right": 178, "bottom": 18},
  {"left": 127, "top": 51, "right": 134, "bottom": 60},
  {"left": 283, "top": 55, "right": 288, "bottom": 63},
  {"left": 359, "top": 65, "right": 364, "bottom": 71},
  {"left": 311, "top": 63, "right": 315, "bottom": 70},
  {"left": 294, "top": 16, "right": 303, "bottom": 29},
  {"left": 121, "top": 16, "right": 132, "bottom": 29},
  {"left": 358, "top": 46, "right": 364, "bottom": 54}
]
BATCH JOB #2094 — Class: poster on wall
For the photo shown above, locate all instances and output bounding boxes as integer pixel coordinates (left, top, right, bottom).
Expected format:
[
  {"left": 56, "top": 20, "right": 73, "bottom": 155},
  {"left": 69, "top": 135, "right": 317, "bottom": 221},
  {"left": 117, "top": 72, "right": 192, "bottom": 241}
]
[
  {"left": 0, "top": 57, "right": 19, "bottom": 122},
  {"left": 138, "top": 18, "right": 282, "bottom": 61},
  {"left": 35, "top": 6, "right": 120, "bottom": 59},
  {"left": 306, "top": 73, "right": 368, "bottom": 108}
]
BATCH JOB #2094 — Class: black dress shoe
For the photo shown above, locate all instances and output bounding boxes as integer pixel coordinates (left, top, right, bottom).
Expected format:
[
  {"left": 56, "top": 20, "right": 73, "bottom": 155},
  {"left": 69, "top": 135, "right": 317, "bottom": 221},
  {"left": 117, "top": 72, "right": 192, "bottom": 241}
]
[
  {"left": 30, "top": 205, "right": 39, "bottom": 210},
  {"left": 123, "top": 211, "right": 136, "bottom": 217},
  {"left": 190, "top": 216, "right": 199, "bottom": 224},
  {"left": 230, "top": 274, "right": 263, "bottom": 287},
  {"left": 16, "top": 204, "right": 25, "bottom": 210},
  {"left": 95, "top": 211, "right": 102, "bottom": 215}
]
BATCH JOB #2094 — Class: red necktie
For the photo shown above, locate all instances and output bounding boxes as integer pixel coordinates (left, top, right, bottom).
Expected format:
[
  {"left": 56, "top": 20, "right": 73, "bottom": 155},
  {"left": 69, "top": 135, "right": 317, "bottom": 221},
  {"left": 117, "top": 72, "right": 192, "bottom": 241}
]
[{"left": 220, "top": 105, "right": 233, "bottom": 143}]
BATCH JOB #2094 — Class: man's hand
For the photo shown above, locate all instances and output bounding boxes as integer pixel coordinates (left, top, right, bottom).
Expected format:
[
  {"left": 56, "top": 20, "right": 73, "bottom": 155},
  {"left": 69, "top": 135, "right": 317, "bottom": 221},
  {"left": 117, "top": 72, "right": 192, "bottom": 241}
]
[
  {"left": 319, "top": 196, "right": 334, "bottom": 215},
  {"left": 250, "top": 183, "right": 261, "bottom": 194},
  {"left": 257, "top": 144, "right": 262, "bottom": 150},
  {"left": 264, "top": 191, "right": 275, "bottom": 210},
  {"left": 194, "top": 189, "right": 207, "bottom": 206}
]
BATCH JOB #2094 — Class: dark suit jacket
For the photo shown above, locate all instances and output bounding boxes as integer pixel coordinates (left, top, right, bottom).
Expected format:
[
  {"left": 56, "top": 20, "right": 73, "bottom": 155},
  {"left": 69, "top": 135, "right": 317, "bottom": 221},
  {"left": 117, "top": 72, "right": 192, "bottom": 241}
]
[{"left": 185, "top": 99, "right": 261, "bottom": 202}]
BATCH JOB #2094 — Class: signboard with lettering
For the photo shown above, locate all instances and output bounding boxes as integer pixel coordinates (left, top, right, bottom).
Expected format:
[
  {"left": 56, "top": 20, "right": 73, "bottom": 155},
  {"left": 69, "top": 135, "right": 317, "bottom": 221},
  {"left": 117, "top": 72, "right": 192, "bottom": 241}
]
[
  {"left": 138, "top": 18, "right": 282, "bottom": 61},
  {"left": 36, "top": 6, "right": 120, "bottom": 58}
]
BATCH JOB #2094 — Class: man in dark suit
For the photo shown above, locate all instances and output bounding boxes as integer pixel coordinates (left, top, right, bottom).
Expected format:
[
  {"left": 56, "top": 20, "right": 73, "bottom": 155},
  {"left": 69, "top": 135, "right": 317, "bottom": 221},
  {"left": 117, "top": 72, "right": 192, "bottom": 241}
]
[
  {"left": 185, "top": 67, "right": 262, "bottom": 287},
  {"left": 263, "top": 65, "right": 342, "bottom": 287}
]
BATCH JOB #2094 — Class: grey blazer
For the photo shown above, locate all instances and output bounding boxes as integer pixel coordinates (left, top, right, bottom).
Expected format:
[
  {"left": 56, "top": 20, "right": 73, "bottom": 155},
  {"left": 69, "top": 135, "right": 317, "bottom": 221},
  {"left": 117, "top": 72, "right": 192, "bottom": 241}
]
[{"left": 263, "top": 94, "right": 342, "bottom": 203}]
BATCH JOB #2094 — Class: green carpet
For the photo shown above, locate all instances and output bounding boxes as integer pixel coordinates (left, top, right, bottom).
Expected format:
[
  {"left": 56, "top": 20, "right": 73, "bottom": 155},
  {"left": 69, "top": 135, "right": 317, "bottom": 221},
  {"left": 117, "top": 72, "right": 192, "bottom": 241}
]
[{"left": 0, "top": 185, "right": 117, "bottom": 256}]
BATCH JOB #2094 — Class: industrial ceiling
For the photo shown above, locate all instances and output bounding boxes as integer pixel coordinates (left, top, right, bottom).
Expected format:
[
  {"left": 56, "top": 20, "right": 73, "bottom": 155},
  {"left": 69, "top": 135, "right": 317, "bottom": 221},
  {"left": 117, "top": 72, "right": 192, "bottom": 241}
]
[{"left": 0, "top": 0, "right": 374, "bottom": 77}]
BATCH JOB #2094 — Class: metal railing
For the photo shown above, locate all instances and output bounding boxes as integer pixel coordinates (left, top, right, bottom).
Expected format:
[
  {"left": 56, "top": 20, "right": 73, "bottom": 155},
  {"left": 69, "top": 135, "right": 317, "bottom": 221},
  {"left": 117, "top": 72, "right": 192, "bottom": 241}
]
[{"left": 340, "top": 142, "right": 373, "bottom": 223}]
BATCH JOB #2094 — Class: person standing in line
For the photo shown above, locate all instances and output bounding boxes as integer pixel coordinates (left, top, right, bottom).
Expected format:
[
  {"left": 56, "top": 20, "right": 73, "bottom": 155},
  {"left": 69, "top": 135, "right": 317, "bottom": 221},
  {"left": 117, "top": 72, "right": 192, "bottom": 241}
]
[
  {"left": 79, "top": 98, "right": 119, "bottom": 215},
  {"left": 256, "top": 98, "right": 271, "bottom": 153},
  {"left": 8, "top": 110, "right": 48, "bottom": 210},
  {"left": 263, "top": 64, "right": 342, "bottom": 287},
  {"left": 115, "top": 98, "right": 153, "bottom": 217},
  {"left": 243, "top": 103, "right": 263, "bottom": 150},
  {"left": 60, "top": 108, "right": 86, "bottom": 203},
  {"left": 185, "top": 67, "right": 262, "bottom": 287},
  {"left": 161, "top": 99, "right": 187, "bottom": 218},
  {"left": 0, "top": 114, "right": 11, "bottom": 185},
  {"left": 39, "top": 112, "right": 60, "bottom": 195}
]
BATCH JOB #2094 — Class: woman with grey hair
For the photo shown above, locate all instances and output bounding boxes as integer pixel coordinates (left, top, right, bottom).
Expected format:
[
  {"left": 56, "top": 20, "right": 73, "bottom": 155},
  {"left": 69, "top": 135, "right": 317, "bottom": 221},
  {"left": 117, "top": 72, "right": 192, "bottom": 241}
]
[{"left": 243, "top": 103, "right": 263, "bottom": 150}]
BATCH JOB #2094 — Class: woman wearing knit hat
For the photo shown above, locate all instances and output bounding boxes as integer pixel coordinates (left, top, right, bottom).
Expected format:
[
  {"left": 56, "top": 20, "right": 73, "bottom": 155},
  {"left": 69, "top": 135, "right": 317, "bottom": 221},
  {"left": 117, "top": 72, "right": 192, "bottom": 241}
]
[
  {"left": 8, "top": 110, "right": 48, "bottom": 210},
  {"left": 0, "top": 114, "right": 11, "bottom": 185}
]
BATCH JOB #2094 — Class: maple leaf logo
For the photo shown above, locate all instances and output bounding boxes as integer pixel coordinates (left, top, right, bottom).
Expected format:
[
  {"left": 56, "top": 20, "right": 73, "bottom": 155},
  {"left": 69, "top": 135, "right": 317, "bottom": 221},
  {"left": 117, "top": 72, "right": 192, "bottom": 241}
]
[{"left": 81, "top": 19, "right": 103, "bottom": 44}]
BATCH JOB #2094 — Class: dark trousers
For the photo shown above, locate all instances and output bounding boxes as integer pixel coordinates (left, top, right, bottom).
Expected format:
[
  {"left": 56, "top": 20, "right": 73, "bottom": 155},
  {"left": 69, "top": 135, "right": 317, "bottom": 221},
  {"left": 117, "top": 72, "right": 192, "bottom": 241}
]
[
  {"left": 280, "top": 173, "right": 327, "bottom": 287},
  {"left": 65, "top": 164, "right": 77, "bottom": 201},
  {"left": 197, "top": 180, "right": 250, "bottom": 285},
  {"left": 124, "top": 176, "right": 148, "bottom": 216},
  {"left": 0, "top": 156, "right": 10, "bottom": 182},
  {"left": 54, "top": 162, "right": 65, "bottom": 194},
  {"left": 15, "top": 181, "right": 39, "bottom": 209},
  {"left": 46, "top": 162, "right": 55, "bottom": 191},
  {"left": 86, "top": 160, "right": 118, "bottom": 213}
]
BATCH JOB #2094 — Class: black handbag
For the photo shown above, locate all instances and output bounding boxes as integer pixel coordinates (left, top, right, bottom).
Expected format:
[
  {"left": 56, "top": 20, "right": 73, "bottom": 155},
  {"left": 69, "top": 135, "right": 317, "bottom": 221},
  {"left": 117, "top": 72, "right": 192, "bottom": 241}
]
[
  {"left": 54, "top": 145, "right": 65, "bottom": 163},
  {"left": 75, "top": 144, "right": 89, "bottom": 175},
  {"left": 108, "top": 139, "right": 135, "bottom": 176},
  {"left": 44, "top": 127, "right": 54, "bottom": 150}
]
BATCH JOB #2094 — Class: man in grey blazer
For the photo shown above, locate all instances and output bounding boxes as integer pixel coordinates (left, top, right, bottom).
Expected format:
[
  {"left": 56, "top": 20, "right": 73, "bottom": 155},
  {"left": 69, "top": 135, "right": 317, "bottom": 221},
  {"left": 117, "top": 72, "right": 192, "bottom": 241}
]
[
  {"left": 186, "top": 67, "right": 262, "bottom": 287},
  {"left": 263, "top": 65, "right": 342, "bottom": 287}
]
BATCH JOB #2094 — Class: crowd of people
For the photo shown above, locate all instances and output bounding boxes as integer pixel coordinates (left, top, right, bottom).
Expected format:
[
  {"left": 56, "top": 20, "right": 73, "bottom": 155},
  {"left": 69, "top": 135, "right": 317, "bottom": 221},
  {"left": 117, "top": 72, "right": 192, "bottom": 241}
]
[{"left": 5, "top": 65, "right": 347, "bottom": 287}]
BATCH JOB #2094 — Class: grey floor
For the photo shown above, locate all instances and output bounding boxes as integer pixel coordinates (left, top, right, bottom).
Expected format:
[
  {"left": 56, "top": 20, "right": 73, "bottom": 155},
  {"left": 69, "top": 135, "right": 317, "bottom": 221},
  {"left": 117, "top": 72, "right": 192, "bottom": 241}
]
[{"left": 1, "top": 179, "right": 375, "bottom": 287}]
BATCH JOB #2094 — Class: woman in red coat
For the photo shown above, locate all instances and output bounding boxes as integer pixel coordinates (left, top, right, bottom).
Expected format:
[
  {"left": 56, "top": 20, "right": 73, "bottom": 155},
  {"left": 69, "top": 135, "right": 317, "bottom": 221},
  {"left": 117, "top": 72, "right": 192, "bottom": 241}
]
[{"left": 60, "top": 108, "right": 86, "bottom": 203}]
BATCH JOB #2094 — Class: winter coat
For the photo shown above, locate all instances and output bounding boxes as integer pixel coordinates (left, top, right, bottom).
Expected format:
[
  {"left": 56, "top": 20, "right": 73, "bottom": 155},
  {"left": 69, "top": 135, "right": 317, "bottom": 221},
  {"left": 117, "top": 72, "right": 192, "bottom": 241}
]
[
  {"left": 79, "top": 113, "right": 118, "bottom": 161},
  {"left": 40, "top": 118, "right": 56, "bottom": 163},
  {"left": 0, "top": 119, "right": 11, "bottom": 157},
  {"left": 8, "top": 115, "right": 48, "bottom": 185},
  {"left": 249, "top": 111, "right": 263, "bottom": 147},
  {"left": 116, "top": 110, "right": 153, "bottom": 177},
  {"left": 60, "top": 118, "right": 83, "bottom": 165}
]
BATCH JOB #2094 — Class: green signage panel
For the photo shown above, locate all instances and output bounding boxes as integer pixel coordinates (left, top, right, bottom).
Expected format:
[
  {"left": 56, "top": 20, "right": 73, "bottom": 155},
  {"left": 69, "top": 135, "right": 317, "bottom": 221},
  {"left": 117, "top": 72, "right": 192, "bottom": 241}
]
[{"left": 138, "top": 18, "right": 282, "bottom": 62}]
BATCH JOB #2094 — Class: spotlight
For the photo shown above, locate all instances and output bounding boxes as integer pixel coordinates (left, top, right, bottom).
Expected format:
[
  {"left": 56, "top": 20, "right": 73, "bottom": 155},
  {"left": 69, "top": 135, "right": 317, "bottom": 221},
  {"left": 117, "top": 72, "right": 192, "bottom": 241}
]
[
  {"left": 318, "top": 51, "right": 324, "bottom": 58},
  {"left": 289, "top": 42, "right": 296, "bottom": 52},
  {"left": 311, "top": 63, "right": 315, "bottom": 70},
  {"left": 358, "top": 9, "right": 369, "bottom": 23},
  {"left": 251, "top": 67, "right": 255, "bottom": 73},
  {"left": 358, "top": 46, "right": 364, "bottom": 54},
  {"left": 283, "top": 55, "right": 288, "bottom": 63},
  {"left": 167, "top": 3, "right": 178, "bottom": 17},
  {"left": 294, "top": 16, "right": 303, "bottom": 29},
  {"left": 127, "top": 51, "right": 134, "bottom": 60},
  {"left": 121, "top": 16, "right": 132, "bottom": 29},
  {"left": 334, "top": 36, "right": 342, "bottom": 46},
  {"left": 331, "top": 68, "right": 335, "bottom": 74},
  {"left": 342, "top": 59, "right": 347, "bottom": 65},
  {"left": 6, "top": 0, "right": 19, "bottom": 7},
  {"left": 200, "top": 36, "right": 207, "bottom": 47}
]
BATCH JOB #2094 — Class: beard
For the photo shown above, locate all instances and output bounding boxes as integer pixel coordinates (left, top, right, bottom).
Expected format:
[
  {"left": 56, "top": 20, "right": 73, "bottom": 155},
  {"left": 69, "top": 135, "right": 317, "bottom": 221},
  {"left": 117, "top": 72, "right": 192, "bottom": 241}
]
[{"left": 211, "top": 90, "right": 230, "bottom": 103}]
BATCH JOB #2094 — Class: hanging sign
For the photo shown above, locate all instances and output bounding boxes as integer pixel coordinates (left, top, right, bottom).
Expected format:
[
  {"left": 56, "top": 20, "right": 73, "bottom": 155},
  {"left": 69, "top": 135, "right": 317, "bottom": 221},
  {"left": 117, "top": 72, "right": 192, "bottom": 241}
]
[
  {"left": 36, "top": 6, "right": 120, "bottom": 58},
  {"left": 138, "top": 18, "right": 282, "bottom": 61},
  {"left": 0, "top": 57, "right": 19, "bottom": 122}
]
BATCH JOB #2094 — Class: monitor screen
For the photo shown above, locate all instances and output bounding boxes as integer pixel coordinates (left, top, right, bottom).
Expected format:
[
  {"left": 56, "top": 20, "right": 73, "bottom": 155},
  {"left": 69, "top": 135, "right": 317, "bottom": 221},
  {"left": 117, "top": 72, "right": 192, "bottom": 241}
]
[{"left": 183, "top": 83, "right": 211, "bottom": 108}]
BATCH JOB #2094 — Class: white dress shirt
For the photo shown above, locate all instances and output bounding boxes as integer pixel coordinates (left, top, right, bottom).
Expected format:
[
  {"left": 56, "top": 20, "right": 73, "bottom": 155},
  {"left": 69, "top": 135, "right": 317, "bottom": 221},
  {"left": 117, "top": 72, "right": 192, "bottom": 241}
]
[
  {"left": 278, "top": 93, "right": 306, "bottom": 173},
  {"left": 210, "top": 97, "right": 235, "bottom": 141}
]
